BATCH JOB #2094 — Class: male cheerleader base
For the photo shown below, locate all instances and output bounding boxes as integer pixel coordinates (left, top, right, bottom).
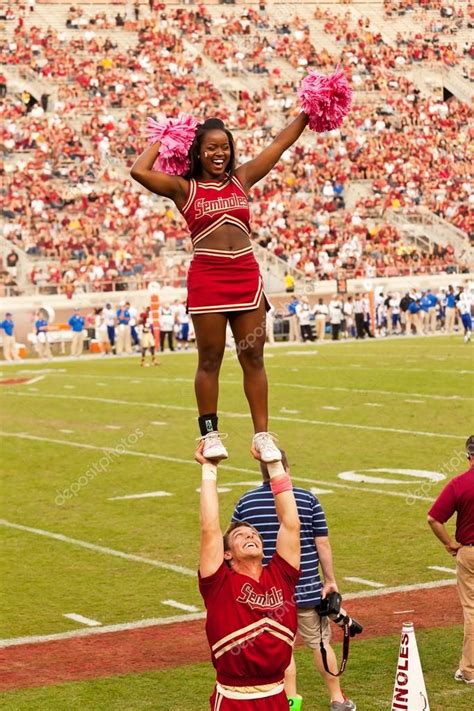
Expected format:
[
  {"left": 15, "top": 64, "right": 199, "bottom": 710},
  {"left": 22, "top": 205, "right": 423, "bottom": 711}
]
[{"left": 201, "top": 551, "right": 298, "bottom": 710}]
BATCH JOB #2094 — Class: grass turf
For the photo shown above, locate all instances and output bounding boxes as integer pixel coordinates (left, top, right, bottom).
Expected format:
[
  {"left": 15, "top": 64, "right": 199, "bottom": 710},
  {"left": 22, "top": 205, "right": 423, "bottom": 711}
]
[
  {"left": 0, "top": 336, "right": 472, "bottom": 707},
  {"left": 0, "top": 626, "right": 471, "bottom": 710}
]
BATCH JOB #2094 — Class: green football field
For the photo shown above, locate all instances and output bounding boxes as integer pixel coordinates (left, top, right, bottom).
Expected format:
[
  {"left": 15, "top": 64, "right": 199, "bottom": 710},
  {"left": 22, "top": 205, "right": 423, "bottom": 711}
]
[{"left": 1, "top": 336, "right": 473, "bottom": 709}]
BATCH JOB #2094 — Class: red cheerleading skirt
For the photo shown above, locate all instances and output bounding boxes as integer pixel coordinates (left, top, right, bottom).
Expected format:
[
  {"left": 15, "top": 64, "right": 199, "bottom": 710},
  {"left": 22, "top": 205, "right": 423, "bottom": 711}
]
[{"left": 187, "top": 246, "right": 269, "bottom": 315}]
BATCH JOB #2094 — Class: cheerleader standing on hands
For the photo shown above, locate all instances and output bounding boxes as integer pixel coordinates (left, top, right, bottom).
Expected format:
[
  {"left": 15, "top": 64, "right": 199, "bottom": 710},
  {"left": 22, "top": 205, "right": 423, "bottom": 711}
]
[{"left": 130, "top": 71, "right": 351, "bottom": 462}]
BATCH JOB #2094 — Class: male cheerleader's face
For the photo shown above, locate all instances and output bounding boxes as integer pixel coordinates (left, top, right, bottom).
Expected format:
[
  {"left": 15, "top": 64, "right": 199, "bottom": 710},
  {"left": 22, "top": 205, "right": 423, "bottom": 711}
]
[
  {"left": 200, "top": 130, "right": 231, "bottom": 177},
  {"left": 224, "top": 525, "right": 264, "bottom": 565}
]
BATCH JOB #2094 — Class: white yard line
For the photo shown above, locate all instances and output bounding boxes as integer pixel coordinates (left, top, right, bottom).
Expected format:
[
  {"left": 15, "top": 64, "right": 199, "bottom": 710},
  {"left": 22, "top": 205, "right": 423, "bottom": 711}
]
[
  {"left": 3, "top": 392, "right": 462, "bottom": 441},
  {"left": 321, "top": 406, "right": 341, "bottom": 411},
  {"left": 344, "top": 576, "right": 386, "bottom": 588},
  {"left": 0, "top": 519, "right": 195, "bottom": 577},
  {"left": 292, "top": 476, "right": 434, "bottom": 502},
  {"left": 108, "top": 491, "right": 172, "bottom": 501},
  {"left": 0, "top": 431, "right": 438, "bottom": 502},
  {"left": 428, "top": 565, "right": 456, "bottom": 575},
  {"left": 162, "top": 600, "right": 199, "bottom": 613},
  {"left": 63, "top": 614, "right": 101, "bottom": 627},
  {"left": 405, "top": 399, "right": 426, "bottom": 404},
  {"left": 20, "top": 372, "right": 472, "bottom": 402},
  {"left": 59, "top": 429, "right": 74, "bottom": 434},
  {"left": 0, "top": 578, "right": 456, "bottom": 649}
]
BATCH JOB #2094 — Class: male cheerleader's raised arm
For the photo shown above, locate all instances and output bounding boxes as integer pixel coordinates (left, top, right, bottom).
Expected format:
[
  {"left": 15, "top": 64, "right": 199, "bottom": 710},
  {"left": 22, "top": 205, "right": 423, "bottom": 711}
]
[
  {"left": 130, "top": 140, "right": 188, "bottom": 203},
  {"left": 251, "top": 449, "right": 300, "bottom": 570},
  {"left": 195, "top": 442, "right": 224, "bottom": 578},
  {"left": 236, "top": 112, "right": 309, "bottom": 192}
]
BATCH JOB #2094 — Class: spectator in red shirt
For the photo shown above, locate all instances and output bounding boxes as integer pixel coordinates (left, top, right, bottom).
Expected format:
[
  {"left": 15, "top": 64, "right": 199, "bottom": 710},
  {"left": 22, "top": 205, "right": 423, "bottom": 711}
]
[{"left": 428, "top": 435, "right": 474, "bottom": 685}]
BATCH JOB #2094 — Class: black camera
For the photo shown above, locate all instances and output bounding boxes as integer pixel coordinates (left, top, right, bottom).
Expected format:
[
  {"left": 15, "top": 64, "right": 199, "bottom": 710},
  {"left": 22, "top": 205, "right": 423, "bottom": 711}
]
[{"left": 316, "top": 592, "right": 363, "bottom": 638}]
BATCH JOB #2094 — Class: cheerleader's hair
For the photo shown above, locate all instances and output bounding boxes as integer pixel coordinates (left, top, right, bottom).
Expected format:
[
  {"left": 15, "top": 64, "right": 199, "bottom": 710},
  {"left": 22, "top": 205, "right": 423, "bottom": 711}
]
[{"left": 184, "top": 118, "right": 236, "bottom": 180}]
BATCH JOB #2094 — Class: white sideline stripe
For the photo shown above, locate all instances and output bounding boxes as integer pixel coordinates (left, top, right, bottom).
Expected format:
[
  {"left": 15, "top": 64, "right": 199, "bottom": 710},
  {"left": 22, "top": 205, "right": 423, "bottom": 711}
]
[
  {"left": 108, "top": 491, "right": 172, "bottom": 501},
  {"left": 151, "top": 421, "right": 167, "bottom": 426},
  {"left": 162, "top": 600, "right": 199, "bottom": 613},
  {"left": 0, "top": 578, "right": 456, "bottom": 649},
  {"left": 364, "top": 402, "right": 383, "bottom": 407},
  {"left": 0, "top": 432, "right": 437, "bottom": 503},
  {"left": 26, "top": 376, "right": 45, "bottom": 385},
  {"left": 3, "top": 391, "right": 462, "bottom": 440},
  {"left": 0, "top": 519, "right": 195, "bottom": 577},
  {"left": 321, "top": 406, "right": 341, "bottom": 411},
  {"left": 428, "top": 565, "right": 456, "bottom": 575},
  {"left": 345, "top": 578, "right": 456, "bottom": 599},
  {"left": 36, "top": 372, "right": 474, "bottom": 402},
  {"left": 344, "top": 576, "right": 386, "bottom": 588},
  {"left": 63, "top": 614, "right": 101, "bottom": 627},
  {"left": 105, "top": 425, "right": 121, "bottom": 430},
  {"left": 393, "top": 610, "right": 415, "bottom": 615},
  {"left": 405, "top": 399, "right": 425, "bottom": 404}
]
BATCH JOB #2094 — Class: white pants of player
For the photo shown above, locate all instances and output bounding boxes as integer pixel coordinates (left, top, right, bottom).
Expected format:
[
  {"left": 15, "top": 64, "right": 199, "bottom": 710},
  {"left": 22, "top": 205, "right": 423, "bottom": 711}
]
[
  {"left": 71, "top": 332, "right": 84, "bottom": 357},
  {"left": 116, "top": 324, "right": 132, "bottom": 354},
  {"left": 2, "top": 334, "right": 17, "bottom": 360}
]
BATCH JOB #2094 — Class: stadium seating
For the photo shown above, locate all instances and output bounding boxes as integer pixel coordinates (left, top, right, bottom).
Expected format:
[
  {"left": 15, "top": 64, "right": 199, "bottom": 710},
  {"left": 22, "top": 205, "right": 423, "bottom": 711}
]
[{"left": 1, "top": 0, "right": 472, "bottom": 297}]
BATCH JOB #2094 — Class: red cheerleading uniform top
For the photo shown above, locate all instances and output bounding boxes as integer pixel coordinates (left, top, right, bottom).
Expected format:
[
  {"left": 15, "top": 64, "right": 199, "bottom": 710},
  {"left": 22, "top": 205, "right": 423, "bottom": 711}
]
[
  {"left": 198, "top": 552, "right": 300, "bottom": 687},
  {"left": 180, "top": 174, "right": 251, "bottom": 248}
]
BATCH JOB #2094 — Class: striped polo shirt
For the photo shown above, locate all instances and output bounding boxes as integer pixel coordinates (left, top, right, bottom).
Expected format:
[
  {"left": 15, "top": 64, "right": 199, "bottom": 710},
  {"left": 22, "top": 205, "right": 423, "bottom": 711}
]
[{"left": 232, "top": 483, "right": 328, "bottom": 607}]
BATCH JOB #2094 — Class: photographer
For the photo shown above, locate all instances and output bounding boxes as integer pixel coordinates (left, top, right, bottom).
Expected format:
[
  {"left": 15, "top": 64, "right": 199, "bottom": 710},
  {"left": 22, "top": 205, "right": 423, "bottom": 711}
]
[{"left": 231, "top": 450, "right": 356, "bottom": 711}]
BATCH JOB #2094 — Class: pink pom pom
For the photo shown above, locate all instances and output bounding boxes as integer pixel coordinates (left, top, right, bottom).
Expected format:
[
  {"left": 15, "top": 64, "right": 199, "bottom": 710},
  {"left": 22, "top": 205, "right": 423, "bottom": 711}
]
[
  {"left": 298, "top": 66, "right": 352, "bottom": 133},
  {"left": 146, "top": 113, "right": 199, "bottom": 175}
]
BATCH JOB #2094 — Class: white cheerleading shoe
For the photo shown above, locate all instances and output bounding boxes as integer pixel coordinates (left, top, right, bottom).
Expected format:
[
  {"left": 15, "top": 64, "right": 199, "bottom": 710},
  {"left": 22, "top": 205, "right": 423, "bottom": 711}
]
[
  {"left": 200, "top": 431, "right": 228, "bottom": 461},
  {"left": 252, "top": 432, "right": 282, "bottom": 463}
]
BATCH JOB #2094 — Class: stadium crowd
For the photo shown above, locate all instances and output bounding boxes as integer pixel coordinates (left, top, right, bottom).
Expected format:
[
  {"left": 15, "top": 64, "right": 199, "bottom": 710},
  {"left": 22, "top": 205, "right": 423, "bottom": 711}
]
[{"left": 1, "top": 1, "right": 472, "bottom": 297}]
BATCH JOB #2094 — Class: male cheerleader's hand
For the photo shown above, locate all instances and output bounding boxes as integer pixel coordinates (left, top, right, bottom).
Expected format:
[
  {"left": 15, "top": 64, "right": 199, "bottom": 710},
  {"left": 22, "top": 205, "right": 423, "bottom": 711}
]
[
  {"left": 250, "top": 445, "right": 262, "bottom": 461},
  {"left": 194, "top": 441, "right": 220, "bottom": 466}
]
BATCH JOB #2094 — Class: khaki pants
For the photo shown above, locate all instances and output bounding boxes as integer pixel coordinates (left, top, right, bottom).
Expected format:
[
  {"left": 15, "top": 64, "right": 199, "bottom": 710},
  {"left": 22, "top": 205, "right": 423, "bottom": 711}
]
[
  {"left": 429, "top": 308, "right": 437, "bottom": 333},
  {"left": 445, "top": 306, "right": 456, "bottom": 334},
  {"left": 37, "top": 338, "right": 52, "bottom": 359},
  {"left": 71, "top": 332, "right": 84, "bottom": 357},
  {"left": 457, "top": 546, "right": 474, "bottom": 681},
  {"left": 406, "top": 312, "right": 421, "bottom": 335},
  {"left": 288, "top": 315, "right": 300, "bottom": 342},
  {"left": 315, "top": 315, "right": 326, "bottom": 341},
  {"left": 116, "top": 324, "right": 132, "bottom": 354},
  {"left": 2, "top": 334, "right": 17, "bottom": 360},
  {"left": 420, "top": 310, "right": 429, "bottom": 333}
]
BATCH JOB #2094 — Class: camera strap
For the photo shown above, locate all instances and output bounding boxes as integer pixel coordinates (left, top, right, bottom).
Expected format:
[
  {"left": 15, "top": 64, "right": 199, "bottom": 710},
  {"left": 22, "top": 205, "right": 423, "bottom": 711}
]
[{"left": 319, "top": 620, "right": 350, "bottom": 677}]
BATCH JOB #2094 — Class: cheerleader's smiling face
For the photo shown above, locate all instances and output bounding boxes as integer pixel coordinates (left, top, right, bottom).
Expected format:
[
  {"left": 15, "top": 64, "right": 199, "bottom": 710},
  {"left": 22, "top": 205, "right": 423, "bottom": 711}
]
[{"left": 200, "top": 130, "right": 231, "bottom": 178}]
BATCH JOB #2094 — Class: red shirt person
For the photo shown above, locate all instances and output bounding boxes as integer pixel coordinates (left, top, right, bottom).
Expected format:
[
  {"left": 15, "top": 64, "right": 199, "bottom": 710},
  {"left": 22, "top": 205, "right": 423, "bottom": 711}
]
[
  {"left": 428, "top": 435, "right": 474, "bottom": 685},
  {"left": 196, "top": 442, "right": 300, "bottom": 709}
]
